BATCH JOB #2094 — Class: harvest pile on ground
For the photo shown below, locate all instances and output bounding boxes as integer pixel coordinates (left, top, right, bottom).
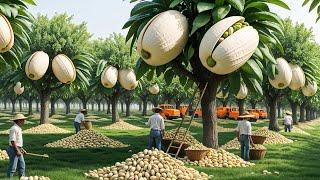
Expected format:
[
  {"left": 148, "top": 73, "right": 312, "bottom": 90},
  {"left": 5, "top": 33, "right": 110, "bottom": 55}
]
[
  {"left": 23, "top": 124, "right": 71, "bottom": 134},
  {"left": 86, "top": 115, "right": 101, "bottom": 119},
  {"left": 50, "top": 114, "right": 65, "bottom": 119},
  {"left": 0, "top": 149, "right": 9, "bottom": 160},
  {"left": 20, "top": 176, "right": 50, "bottom": 180},
  {"left": 48, "top": 118, "right": 67, "bottom": 124},
  {"left": 280, "top": 126, "right": 310, "bottom": 135},
  {"left": 163, "top": 128, "right": 200, "bottom": 146},
  {"left": 102, "top": 121, "right": 143, "bottom": 130},
  {"left": 181, "top": 145, "right": 254, "bottom": 168},
  {"left": 221, "top": 127, "right": 293, "bottom": 149},
  {"left": 45, "top": 129, "right": 128, "bottom": 149},
  {"left": 84, "top": 149, "right": 209, "bottom": 180}
]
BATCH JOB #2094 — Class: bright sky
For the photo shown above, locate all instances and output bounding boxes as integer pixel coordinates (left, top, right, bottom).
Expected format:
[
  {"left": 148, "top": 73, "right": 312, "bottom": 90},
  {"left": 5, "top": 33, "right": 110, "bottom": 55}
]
[{"left": 29, "top": 0, "right": 320, "bottom": 43}]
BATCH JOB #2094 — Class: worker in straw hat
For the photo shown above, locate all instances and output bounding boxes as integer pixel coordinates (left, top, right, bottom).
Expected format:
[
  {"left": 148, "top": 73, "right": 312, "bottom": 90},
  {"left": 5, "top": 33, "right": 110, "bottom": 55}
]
[
  {"left": 146, "top": 107, "right": 165, "bottom": 150},
  {"left": 74, "top": 109, "right": 87, "bottom": 133},
  {"left": 6, "top": 113, "right": 27, "bottom": 178},
  {"left": 284, "top": 111, "right": 293, "bottom": 132},
  {"left": 236, "top": 111, "right": 255, "bottom": 161}
]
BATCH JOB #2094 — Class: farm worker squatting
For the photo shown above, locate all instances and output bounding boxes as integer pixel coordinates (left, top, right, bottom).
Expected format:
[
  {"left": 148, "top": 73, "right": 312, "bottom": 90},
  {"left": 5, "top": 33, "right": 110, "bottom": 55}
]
[
  {"left": 236, "top": 111, "right": 255, "bottom": 161},
  {"left": 74, "top": 109, "right": 87, "bottom": 133},
  {"left": 284, "top": 111, "right": 293, "bottom": 132},
  {"left": 146, "top": 107, "right": 165, "bottom": 150},
  {"left": 6, "top": 113, "right": 27, "bottom": 179}
]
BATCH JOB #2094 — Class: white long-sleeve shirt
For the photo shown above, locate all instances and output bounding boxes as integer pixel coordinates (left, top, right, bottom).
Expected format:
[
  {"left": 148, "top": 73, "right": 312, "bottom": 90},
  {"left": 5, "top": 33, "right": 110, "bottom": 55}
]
[
  {"left": 74, "top": 113, "right": 85, "bottom": 123},
  {"left": 147, "top": 113, "right": 165, "bottom": 130},
  {"left": 284, "top": 115, "right": 292, "bottom": 125},
  {"left": 9, "top": 124, "right": 23, "bottom": 147},
  {"left": 236, "top": 120, "right": 252, "bottom": 135}
]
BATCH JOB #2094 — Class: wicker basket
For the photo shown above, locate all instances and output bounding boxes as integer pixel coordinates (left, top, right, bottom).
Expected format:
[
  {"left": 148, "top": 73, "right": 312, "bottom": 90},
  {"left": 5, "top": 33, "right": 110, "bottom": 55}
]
[
  {"left": 185, "top": 149, "right": 209, "bottom": 161},
  {"left": 82, "top": 121, "right": 92, "bottom": 130},
  {"left": 249, "top": 149, "right": 267, "bottom": 160},
  {"left": 251, "top": 135, "right": 267, "bottom": 144},
  {"left": 162, "top": 139, "right": 190, "bottom": 157}
]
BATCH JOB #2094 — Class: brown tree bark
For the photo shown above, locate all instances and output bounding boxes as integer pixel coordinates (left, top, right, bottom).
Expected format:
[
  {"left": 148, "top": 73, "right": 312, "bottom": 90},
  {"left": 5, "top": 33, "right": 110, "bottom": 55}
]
[
  {"left": 28, "top": 98, "right": 33, "bottom": 115},
  {"left": 111, "top": 93, "right": 120, "bottom": 123},
  {"left": 142, "top": 98, "right": 148, "bottom": 116},
  {"left": 300, "top": 102, "right": 306, "bottom": 122},
  {"left": 289, "top": 101, "right": 298, "bottom": 124},
  {"left": 268, "top": 98, "right": 279, "bottom": 131},
  {"left": 40, "top": 92, "right": 50, "bottom": 124},
  {"left": 19, "top": 98, "right": 23, "bottom": 112},
  {"left": 237, "top": 99, "right": 245, "bottom": 115}
]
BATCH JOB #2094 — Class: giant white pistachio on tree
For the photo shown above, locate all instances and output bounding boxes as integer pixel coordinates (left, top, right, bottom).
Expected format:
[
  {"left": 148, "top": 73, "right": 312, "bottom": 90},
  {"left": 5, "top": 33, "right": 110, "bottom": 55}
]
[
  {"left": 0, "top": 14, "right": 14, "bottom": 53},
  {"left": 199, "top": 16, "right": 259, "bottom": 75},
  {"left": 25, "top": 51, "right": 50, "bottom": 80},
  {"left": 14, "top": 82, "right": 24, "bottom": 95},
  {"left": 52, "top": 54, "right": 76, "bottom": 84},
  {"left": 118, "top": 69, "right": 138, "bottom": 90},
  {"left": 302, "top": 81, "right": 317, "bottom": 97},
  {"left": 269, "top": 58, "right": 292, "bottom": 89},
  {"left": 137, "top": 10, "right": 188, "bottom": 66},
  {"left": 235, "top": 83, "right": 248, "bottom": 100},
  {"left": 148, "top": 84, "right": 160, "bottom": 94},
  {"left": 101, "top": 65, "right": 118, "bottom": 88},
  {"left": 289, "top": 64, "right": 305, "bottom": 90}
]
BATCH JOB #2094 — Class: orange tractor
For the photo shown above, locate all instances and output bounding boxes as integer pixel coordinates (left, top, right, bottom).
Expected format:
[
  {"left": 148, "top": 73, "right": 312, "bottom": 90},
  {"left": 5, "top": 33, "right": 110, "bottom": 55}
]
[
  {"left": 216, "top": 107, "right": 231, "bottom": 119},
  {"left": 255, "top": 109, "right": 268, "bottom": 119},
  {"left": 179, "top": 105, "right": 202, "bottom": 118},
  {"left": 159, "top": 104, "right": 180, "bottom": 120},
  {"left": 228, "top": 107, "right": 239, "bottom": 120},
  {"left": 247, "top": 109, "right": 260, "bottom": 120}
]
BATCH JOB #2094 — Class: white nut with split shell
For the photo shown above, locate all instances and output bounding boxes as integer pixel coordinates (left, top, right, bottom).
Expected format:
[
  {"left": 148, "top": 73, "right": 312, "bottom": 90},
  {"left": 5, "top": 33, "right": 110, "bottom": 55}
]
[
  {"left": 235, "top": 83, "right": 248, "bottom": 99},
  {"left": 14, "top": 82, "right": 24, "bottom": 95},
  {"left": 269, "top": 58, "right": 292, "bottom": 89},
  {"left": 137, "top": 10, "right": 188, "bottom": 66},
  {"left": 289, "top": 64, "right": 305, "bottom": 90},
  {"left": 0, "top": 14, "right": 14, "bottom": 53},
  {"left": 25, "top": 51, "right": 49, "bottom": 80},
  {"left": 118, "top": 69, "right": 138, "bottom": 90},
  {"left": 101, "top": 65, "right": 118, "bottom": 88},
  {"left": 199, "top": 16, "right": 259, "bottom": 75},
  {"left": 52, "top": 54, "right": 76, "bottom": 84},
  {"left": 302, "top": 81, "right": 317, "bottom": 97},
  {"left": 148, "top": 84, "right": 159, "bottom": 94}
]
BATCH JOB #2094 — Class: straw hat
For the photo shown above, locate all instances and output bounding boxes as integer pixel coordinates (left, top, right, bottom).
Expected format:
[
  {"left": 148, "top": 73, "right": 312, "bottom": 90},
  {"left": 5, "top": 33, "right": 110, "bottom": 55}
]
[
  {"left": 152, "top": 107, "right": 163, "bottom": 112},
  {"left": 238, "top": 111, "right": 255, "bottom": 119},
  {"left": 285, "top": 111, "right": 292, "bottom": 115},
  {"left": 11, "top": 113, "right": 27, "bottom": 121},
  {"left": 80, "top": 109, "right": 87, "bottom": 112}
]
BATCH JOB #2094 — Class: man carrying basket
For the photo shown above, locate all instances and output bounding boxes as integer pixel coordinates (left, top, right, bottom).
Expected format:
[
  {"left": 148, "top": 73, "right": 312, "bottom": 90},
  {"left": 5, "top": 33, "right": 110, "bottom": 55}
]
[
  {"left": 146, "top": 107, "right": 165, "bottom": 150},
  {"left": 74, "top": 109, "right": 87, "bottom": 133}
]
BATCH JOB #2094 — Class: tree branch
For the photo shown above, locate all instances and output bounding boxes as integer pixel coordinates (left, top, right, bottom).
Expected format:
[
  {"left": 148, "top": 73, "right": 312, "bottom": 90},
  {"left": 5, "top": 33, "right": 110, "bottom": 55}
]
[
  {"left": 171, "top": 62, "right": 199, "bottom": 83},
  {"left": 50, "top": 83, "right": 64, "bottom": 92}
]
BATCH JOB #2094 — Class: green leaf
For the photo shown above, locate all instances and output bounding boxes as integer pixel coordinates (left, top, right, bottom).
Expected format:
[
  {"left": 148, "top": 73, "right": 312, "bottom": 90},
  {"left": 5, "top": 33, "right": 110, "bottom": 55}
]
[
  {"left": 253, "top": 48, "right": 263, "bottom": 60},
  {"left": 310, "top": 0, "right": 320, "bottom": 12},
  {"left": 22, "top": 0, "right": 36, "bottom": 5},
  {"left": 241, "top": 59, "right": 263, "bottom": 82},
  {"left": 212, "top": 5, "right": 231, "bottom": 22},
  {"left": 247, "top": 0, "right": 290, "bottom": 10},
  {"left": 242, "top": 76, "right": 263, "bottom": 95},
  {"left": 180, "top": 76, "right": 187, "bottom": 86},
  {"left": 247, "top": 12, "right": 283, "bottom": 28},
  {"left": 216, "top": 0, "right": 225, "bottom": 6},
  {"left": 229, "top": 72, "right": 241, "bottom": 94},
  {"left": 187, "top": 45, "right": 194, "bottom": 60},
  {"left": 170, "top": 0, "right": 183, "bottom": 8},
  {"left": 226, "top": 0, "right": 245, "bottom": 12},
  {"left": 131, "top": 2, "right": 163, "bottom": 16},
  {"left": 197, "top": 2, "right": 215, "bottom": 13},
  {"left": 123, "top": 14, "right": 151, "bottom": 29},
  {"left": 190, "top": 11, "right": 211, "bottom": 35},
  {"left": 303, "top": 0, "right": 311, "bottom": 6},
  {"left": 135, "top": 58, "right": 151, "bottom": 80},
  {"left": 259, "top": 45, "right": 276, "bottom": 64},
  {"left": 146, "top": 69, "right": 155, "bottom": 81},
  {"left": 164, "top": 69, "right": 175, "bottom": 85}
]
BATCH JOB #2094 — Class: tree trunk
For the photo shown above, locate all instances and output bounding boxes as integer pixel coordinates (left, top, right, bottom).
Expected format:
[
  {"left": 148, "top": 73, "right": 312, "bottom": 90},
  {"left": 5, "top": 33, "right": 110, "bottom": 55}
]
[
  {"left": 40, "top": 92, "right": 50, "bottom": 124},
  {"left": 250, "top": 101, "right": 256, "bottom": 109},
  {"left": 121, "top": 102, "right": 124, "bottom": 113},
  {"left": 201, "top": 79, "right": 219, "bottom": 149},
  {"left": 65, "top": 100, "right": 71, "bottom": 114},
  {"left": 237, "top": 99, "right": 245, "bottom": 115},
  {"left": 107, "top": 102, "right": 111, "bottom": 114},
  {"left": 175, "top": 101, "right": 181, "bottom": 109},
  {"left": 300, "top": 103, "right": 306, "bottom": 122},
  {"left": 268, "top": 99, "right": 279, "bottom": 131},
  {"left": 111, "top": 94, "right": 120, "bottom": 123},
  {"left": 142, "top": 98, "right": 147, "bottom": 116},
  {"left": 50, "top": 100, "right": 56, "bottom": 117},
  {"left": 222, "top": 100, "right": 228, "bottom": 107},
  {"left": 97, "top": 101, "right": 101, "bottom": 111},
  {"left": 277, "top": 103, "right": 281, "bottom": 118},
  {"left": 139, "top": 102, "right": 142, "bottom": 111},
  {"left": 82, "top": 99, "right": 87, "bottom": 109},
  {"left": 102, "top": 103, "right": 105, "bottom": 111},
  {"left": 36, "top": 100, "right": 39, "bottom": 112},
  {"left": 289, "top": 102, "right": 298, "bottom": 124},
  {"left": 91, "top": 102, "right": 94, "bottom": 111},
  {"left": 4, "top": 99, "right": 7, "bottom": 109},
  {"left": 11, "top": 99, "right": 16, "bottom": 114},
  {"left": 19, "top": 98, "right": 23, "bottom": 112},
  {"left": 125, "top": 100, "right": 131, "bottom": 117},
  {"left": 28, "top": 98, "right": 33, "bottom": 115}
]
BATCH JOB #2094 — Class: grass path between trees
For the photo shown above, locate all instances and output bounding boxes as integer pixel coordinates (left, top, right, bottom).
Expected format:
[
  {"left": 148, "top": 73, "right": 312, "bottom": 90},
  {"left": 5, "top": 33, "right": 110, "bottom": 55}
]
[{"left": 0, "top": 110, "right": 320, "bottom": 180}]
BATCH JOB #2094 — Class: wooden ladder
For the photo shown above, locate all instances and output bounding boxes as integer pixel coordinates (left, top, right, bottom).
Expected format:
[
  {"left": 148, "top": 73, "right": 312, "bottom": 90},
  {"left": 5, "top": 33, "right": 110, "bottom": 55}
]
[{"left": 166, "top": 83, "right": 208, "bottom": 158}]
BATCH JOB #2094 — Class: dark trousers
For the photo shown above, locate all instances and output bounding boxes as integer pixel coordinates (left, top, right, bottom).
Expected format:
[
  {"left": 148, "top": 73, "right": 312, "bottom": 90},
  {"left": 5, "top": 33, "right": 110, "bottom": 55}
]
[
  {"left": 240, "top": 134, "right": 250, "bottom": 161},
  {"left": 6, "top": 146, "right": 25, "bottom": 178},
  {"left": 148, "top": 130, "right": 162, "bottom": 150},
  {"left": 74, "top": 122, "right": 81, "bottom": 133},
  {"left": 285, "top": 124, "right": 292, "bottom": 132}
]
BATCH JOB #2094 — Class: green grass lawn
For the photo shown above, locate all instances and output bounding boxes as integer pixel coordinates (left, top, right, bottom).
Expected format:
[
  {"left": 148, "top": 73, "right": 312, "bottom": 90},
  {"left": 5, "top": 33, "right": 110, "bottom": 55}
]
[{"left": 1, "top": 109, "right": 320, "bottom": 180}]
